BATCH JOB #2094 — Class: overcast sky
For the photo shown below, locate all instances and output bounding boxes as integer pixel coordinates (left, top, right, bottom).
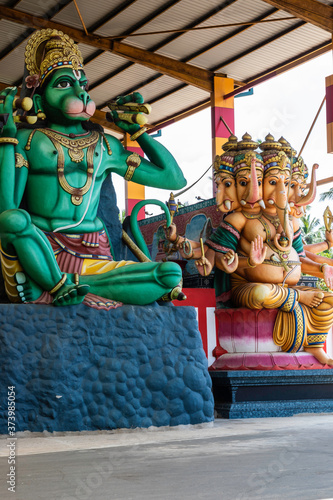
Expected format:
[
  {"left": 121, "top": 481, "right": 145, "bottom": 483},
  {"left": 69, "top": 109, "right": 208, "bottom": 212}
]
[{"left": 113, "top": 51, "right": 333, "bottom": 222}]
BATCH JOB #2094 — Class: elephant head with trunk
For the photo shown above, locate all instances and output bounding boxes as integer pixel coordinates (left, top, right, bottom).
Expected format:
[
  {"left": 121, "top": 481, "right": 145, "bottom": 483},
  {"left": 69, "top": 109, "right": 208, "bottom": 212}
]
[
  {"left": 214, "top": 134, "right": 240, "bottom": 213},
  {"left": 260, "top": 134, "right": 293, "bottom": 252},
  {"left": 289, "top": 156, "right": 318, "bottom": 218},
  {"left": 233, "top": 133, "right": 265, "bottom": 211}
]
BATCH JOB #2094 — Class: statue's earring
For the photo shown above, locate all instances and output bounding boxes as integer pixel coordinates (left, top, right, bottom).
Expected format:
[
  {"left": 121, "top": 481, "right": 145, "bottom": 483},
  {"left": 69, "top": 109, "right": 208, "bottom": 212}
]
[{"left": 37, "top": 109, "right": 46, "bottom": 120}]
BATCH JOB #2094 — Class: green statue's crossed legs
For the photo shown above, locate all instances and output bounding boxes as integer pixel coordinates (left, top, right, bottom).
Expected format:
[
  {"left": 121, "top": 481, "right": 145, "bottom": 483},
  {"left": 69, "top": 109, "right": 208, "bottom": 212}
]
[
  {"left": 76, "top": 261, "right": 182, "bottom": 306},
  {"left": 0, "top": 209, "right": 182, "bottom": 306},
  {"left": 0, "top": 208, "right": 89, "bottom": 305}
]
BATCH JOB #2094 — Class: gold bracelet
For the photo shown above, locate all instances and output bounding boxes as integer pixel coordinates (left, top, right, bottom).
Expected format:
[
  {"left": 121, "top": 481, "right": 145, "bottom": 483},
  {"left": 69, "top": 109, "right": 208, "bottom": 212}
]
[
  {"left": 171, "top": 234, "right": 180, "bottom": 245},
  {"left": 247, "top": 257, "right": 256, "bottom": 268},
  {"left": 49, "top": 273, "right": 67, "bottom": 295},
  {"left": 320, "top": 263, "right": 329, "bottom": 273},
  {"left": 130, "top": 127, "right": 147, "bottom": 142},
  {"left": 124, "top": 152, "right": 141, "bottom": 181},
  {"left": 0, "top": 137, "right": 19, "bottom": 145}
]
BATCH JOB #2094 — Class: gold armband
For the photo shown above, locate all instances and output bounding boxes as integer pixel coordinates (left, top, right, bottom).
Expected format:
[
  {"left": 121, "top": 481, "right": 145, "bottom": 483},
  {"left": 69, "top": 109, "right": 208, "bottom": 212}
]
[
  {"left": 170, "top": 233, "right": 180, "bottom": 245},
  {"left": 15, "top": 153, "right": 29, "bottom": 169},
  {"left": 0, "top": 137, "right": 19, "bottom": 145},
  {"left": 49, "top": 274, "right": 67, "bottom": 295},
  {"left": 124, "top": 153, "right": 141, "bottom": 181},
  {"left": 247, "top": 257, "right": 256, "bottom": 268},
  {"left": 320, "top": 263, "right": 329, "bottom": 273},
  {"left": 130, "top": 127, "right": 147, "bottom": 142}
]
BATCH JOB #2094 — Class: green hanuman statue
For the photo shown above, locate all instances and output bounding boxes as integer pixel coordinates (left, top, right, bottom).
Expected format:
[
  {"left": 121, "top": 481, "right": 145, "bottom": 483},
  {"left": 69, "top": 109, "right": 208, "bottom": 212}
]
[{"left": 0, "top": 29, "right": 186, "bottom": 307}]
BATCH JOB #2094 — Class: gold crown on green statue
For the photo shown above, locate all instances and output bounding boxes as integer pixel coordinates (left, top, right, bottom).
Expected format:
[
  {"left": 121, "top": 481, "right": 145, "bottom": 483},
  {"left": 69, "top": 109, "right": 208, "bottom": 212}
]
[{"left": 25, "top": 28, "right": 84, "bottom": 86}]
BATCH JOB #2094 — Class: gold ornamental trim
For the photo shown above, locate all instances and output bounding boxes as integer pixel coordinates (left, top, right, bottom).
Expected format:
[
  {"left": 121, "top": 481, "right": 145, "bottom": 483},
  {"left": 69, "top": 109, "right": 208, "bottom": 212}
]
[
  {"left": 124, "top": 153, "right": 141, "bottom": 181},
  {"left": 38, "top": 129, "right": 99, "bottom": 163},
  {"left": 15, "top": 153, "right": 29, "bottom": 169},
  {"left": 25, "top": 29, "right": 84, "bottom": 84}
]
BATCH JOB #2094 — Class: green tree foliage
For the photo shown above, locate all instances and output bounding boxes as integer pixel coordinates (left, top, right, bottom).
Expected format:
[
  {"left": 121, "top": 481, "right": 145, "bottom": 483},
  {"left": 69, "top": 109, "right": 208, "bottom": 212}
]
[
  {"left": 299, "top": 211, "right": 324, "bottom": 244},
  {"left": 320, "top": 188, "right": 333, "bottom": 202}
]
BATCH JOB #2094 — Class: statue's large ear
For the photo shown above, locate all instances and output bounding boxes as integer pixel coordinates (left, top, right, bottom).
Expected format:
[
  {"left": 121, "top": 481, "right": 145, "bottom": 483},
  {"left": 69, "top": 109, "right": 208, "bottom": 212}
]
[{"left": 33, "top": 94, "right": 43, "bottom": 114}]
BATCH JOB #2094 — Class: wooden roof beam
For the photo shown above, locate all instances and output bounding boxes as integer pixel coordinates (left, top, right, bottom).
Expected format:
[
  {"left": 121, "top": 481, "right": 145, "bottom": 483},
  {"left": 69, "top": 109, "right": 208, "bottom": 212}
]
[
  {"left": 262, "top": 0, "right": 333, "bottom": 33},
  {"left": 0, "top": 6, "right": 214, "bottom": 92}
]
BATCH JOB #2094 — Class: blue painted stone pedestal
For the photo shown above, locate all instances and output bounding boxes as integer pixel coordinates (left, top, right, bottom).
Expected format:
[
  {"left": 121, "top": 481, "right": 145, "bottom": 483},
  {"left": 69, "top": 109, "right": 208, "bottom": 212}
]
[
  {"left": 211, "top": 370, "right": 333, "bottom": 419},
  {"left": 0, "top": 303, "right": 214, "bottom": 433}
]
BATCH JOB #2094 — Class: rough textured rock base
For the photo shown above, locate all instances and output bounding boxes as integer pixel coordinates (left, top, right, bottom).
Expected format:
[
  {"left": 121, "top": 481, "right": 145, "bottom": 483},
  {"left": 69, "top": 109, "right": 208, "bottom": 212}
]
[{"left": 0, "top": 303, "right": 214, "bottom": 433}]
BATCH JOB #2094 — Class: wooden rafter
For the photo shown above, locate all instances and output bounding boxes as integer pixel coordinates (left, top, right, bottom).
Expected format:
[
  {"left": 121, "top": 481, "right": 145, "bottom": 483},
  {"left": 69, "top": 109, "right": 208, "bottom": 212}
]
[
  {"left": 0, "top": 0, "right": 74, "bottom": 63},
  {"left": 262, "top": 0, "right": 333, "bottom": 33},
  {"left": 87, "top": 0, "right": 141, "bottom": 34},
  {"left": 102, "top": 0, "right": 183, "bottom": 42},
  {"left": 0, "top": 6, "right": 214, "bottom": 92},
  {"left": 147, "top": 100, "right": 212, "bottom": 134}
]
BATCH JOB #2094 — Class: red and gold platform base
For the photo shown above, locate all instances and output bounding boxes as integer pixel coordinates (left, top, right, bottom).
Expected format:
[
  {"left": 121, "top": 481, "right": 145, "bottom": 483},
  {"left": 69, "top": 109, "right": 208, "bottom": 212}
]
[{"left": 210, "top": 308, "right": 333, "bottom": 371}]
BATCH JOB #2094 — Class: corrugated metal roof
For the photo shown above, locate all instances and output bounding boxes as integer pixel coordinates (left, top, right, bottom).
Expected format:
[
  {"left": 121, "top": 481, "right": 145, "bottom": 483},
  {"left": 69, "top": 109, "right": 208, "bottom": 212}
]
[
  {"left": 220, "top": 23, "right": 330, "bottom": 81},
  {"left": 0, "top": 19, "right": 28, "bottom": 49},
  {"left": 17, "top": 0, "right": 62, "bottom": 16},
  {"left": 0, "top": 0, "right": 331, "bottom": 133},
  {"left": 94, "top": 0, "right": 169, "bottom": 38},
  {"left": 90, "top": 64, "right": 160, "bottom": 107}
]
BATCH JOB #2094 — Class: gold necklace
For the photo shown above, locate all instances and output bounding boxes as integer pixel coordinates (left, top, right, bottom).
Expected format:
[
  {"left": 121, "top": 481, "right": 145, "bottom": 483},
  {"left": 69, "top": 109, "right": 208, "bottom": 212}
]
[
  {"left": 41, "top": 131, "right": 98, "bottom": 205},
  {"left": 258, "top": 216, "right": 291, "bottom": 270},
  {"left": 39, "top": 129, "right": 99, "bottom": 163},
  {"left": 242, "top": 210, "right": 262, "bottom": 219},
  {"left": 263, "top": 212, "right": 281, "bottom": 231},
  {"left": 24, "top": 128, "right": 113, "bottom": 206}
]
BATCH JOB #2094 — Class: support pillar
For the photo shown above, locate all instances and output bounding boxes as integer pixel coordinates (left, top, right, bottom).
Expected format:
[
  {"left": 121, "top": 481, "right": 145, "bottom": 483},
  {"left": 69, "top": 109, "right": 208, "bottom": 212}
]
[
  {"left": 326, "top": 74, "right": 333, "bottom": 154},
  {"left": 124, "top": 133, "right": 145, "bottom": 219},
  {"left": 211, "top": 76, "right": 235, "bottom": 194}
]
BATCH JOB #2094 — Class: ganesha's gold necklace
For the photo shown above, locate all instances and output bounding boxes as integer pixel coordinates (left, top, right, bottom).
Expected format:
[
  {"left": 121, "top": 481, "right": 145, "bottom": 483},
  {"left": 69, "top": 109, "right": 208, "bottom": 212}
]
[
  {"left": 263, "top": 212, "right": 281, "bottom": 231},
  {"left": 259, "top": 216, "right": 291, "bottom": 271}
]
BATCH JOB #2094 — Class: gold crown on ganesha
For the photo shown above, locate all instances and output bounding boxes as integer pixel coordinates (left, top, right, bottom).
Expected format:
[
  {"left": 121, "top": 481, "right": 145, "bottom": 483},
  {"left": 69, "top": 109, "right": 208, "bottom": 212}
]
[
  {"left": 25, "top": 29, "right": 84, "bottom": 86},
  {"left": 213, "top": 134, "right": 238, "bottom": 175},
  {"left": 292, "top": 156, "right": 308, "bottom": 179},
  {"left": 278, "top": 136, "right": 293, "bottom": 157},
  {"left": 259, "top": 133, "right": 290, "bottom": 173},
  {"left": 233, "top": 133, "right": 263, "bottom": 174}
]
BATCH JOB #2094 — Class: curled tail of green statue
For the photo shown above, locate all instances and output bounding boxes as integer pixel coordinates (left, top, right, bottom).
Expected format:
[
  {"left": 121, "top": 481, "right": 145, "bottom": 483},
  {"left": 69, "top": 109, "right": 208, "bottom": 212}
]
[
  {"left": 129, "top": 199, "right": 171, "bottom": 259},
  {"left": 129, "top": 199, "right": 186, "bottom": 302}
]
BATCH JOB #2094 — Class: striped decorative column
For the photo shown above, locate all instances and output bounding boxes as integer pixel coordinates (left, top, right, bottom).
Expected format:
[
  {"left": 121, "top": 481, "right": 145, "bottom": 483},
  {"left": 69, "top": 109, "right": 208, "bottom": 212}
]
[
  {"left": 326, "top": 74, "right": 333, "bottom": 154},
  {"left": 124, "top": 133, "right": 145, "bottom": 220},
  {"left": 211, "top": 76, "right": 235, "bottom": 194}
]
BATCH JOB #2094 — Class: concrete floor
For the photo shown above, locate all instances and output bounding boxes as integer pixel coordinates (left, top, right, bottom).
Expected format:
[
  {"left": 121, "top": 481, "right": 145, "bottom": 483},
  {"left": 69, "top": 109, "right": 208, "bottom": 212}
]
[{"left": 1, "top": 414, "right": 333, "bottom": 500}]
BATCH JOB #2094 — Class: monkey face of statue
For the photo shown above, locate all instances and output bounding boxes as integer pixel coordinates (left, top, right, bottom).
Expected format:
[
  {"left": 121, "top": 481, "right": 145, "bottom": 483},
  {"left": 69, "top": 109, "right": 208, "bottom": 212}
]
[
  {"left": 263, "top": 168, "right": 290, "bottom": 211},
  {"left": 35, "top": 68, "right": 96, "bottom": 124},
  {"left": 215, "top": 173, "right": 239, "bottom": 212}
]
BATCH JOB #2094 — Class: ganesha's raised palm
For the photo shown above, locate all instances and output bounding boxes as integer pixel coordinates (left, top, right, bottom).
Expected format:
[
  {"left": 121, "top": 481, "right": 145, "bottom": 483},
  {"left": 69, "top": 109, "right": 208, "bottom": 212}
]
[{"left": 249, "top": 235, "right": 267, "bottom": 266}]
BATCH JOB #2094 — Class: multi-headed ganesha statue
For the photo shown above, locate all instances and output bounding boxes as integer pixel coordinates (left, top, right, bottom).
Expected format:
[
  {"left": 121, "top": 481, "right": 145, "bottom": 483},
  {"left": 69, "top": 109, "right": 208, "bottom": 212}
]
[{"left": 166, "top": 133, "right": 333, "bottom": 368}]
